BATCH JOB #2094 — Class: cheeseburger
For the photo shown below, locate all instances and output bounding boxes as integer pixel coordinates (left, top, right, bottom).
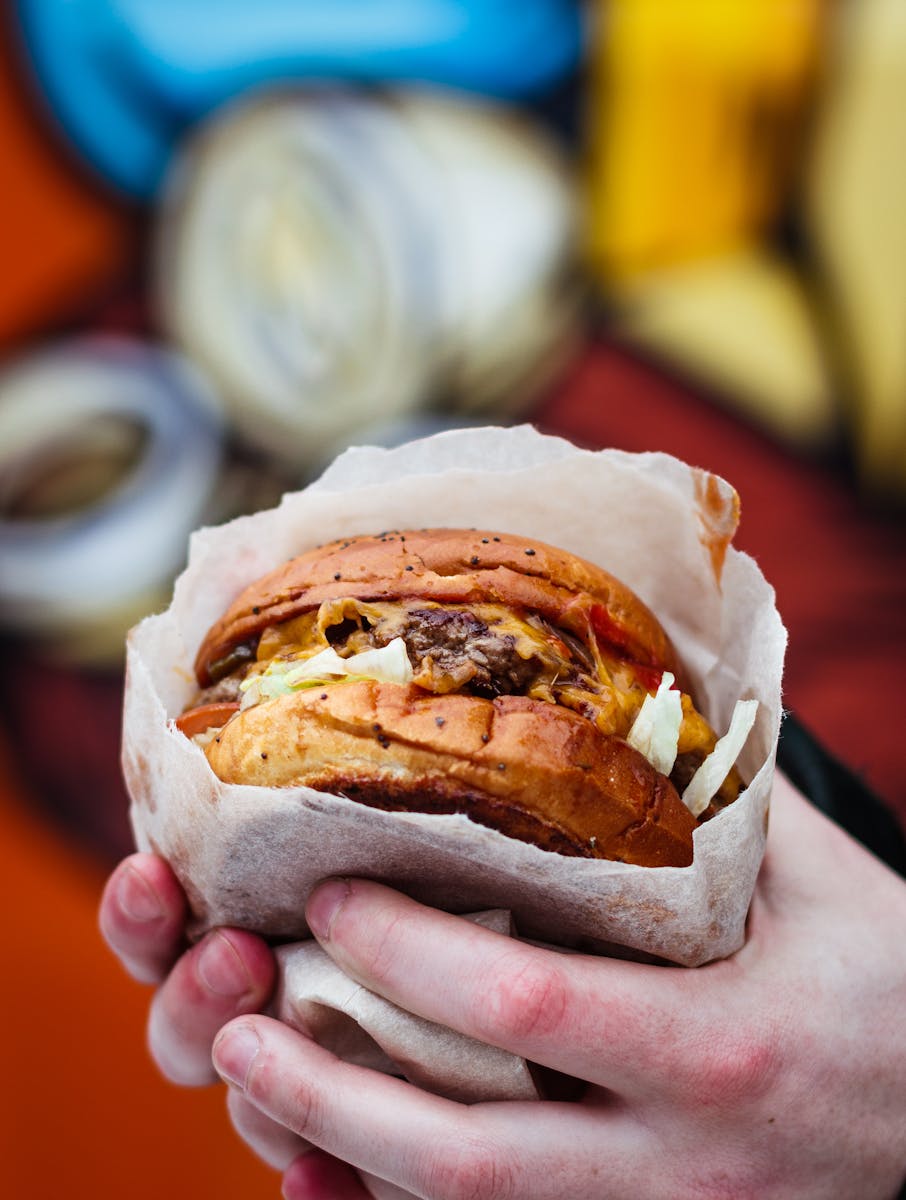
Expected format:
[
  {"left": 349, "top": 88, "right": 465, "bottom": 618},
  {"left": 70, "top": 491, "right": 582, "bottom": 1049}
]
[{"left": 177, "top": 529, "right": 755, "bottom": 869}]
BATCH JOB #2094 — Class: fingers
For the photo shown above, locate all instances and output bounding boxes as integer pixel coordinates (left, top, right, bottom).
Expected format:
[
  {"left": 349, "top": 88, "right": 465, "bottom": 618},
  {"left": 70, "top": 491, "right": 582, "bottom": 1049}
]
[
  {"left": 149, "top": 928, "right": 276, "bottom": 1085},
  {"left": 303, "top": 879, "right": 707, "bottom": 1096},
  {"left": 282, "top": 1150, "right": 376, "bottom": 1200},
  {"left": 227, "top": 1089, "right": 309, "bottom": 1170},
  {"left": 99, "top": 853, "right": 187, "bottom": 984},
  {"left": 214, "top": 1017, "right": 461, "bottom": 1194},
  {"left": 229, "top": 1092, "right": 420, "bottom": 1196},
  {"left": 101, "top": 854, "right": 277, "bottom": 1086},
  {"left": 214, "top": 1017, "right": 644, "bottom": 1200}
]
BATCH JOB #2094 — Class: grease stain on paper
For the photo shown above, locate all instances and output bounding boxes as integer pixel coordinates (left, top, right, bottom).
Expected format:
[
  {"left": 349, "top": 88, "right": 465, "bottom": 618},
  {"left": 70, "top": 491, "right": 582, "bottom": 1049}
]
[{"left": 693, "top": 470, "right": 740, "bottom": 588}]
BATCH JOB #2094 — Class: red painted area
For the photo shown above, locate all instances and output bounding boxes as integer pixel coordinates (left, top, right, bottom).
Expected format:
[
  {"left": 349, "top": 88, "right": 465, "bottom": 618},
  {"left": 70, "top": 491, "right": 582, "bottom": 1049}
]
[{"left": 534, "top": 341, "right": 906, "bottom": 823}]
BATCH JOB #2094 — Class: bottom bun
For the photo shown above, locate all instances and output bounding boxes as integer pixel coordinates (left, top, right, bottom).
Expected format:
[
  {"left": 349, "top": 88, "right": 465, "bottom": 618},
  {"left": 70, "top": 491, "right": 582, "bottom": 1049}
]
[{"left": 204, "top": 681, "right": 696, "bottom": 867}]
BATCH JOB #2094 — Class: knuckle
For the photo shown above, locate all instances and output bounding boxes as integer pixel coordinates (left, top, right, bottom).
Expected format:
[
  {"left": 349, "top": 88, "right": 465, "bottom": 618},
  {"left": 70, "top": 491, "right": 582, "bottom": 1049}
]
[
  {"left": 419, "top": 1134, "right": 517, "bottom": 1200},
  {"left": 687, "top": 1029, "right": 783, "bottom": 1108},
  {"left": 472, "top": 953, "right": 569, "bottom": 1046}
]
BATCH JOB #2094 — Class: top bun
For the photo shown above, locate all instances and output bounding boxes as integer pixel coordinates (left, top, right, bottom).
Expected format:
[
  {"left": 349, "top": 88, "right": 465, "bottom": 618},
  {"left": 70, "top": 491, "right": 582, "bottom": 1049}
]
[{"left": 195, "top": 528, "right": 685, "bottom": 688}]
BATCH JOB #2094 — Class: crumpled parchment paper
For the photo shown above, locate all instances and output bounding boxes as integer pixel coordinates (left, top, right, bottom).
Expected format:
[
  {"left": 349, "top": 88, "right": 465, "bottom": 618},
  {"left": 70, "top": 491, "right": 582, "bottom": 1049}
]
[
  {"left": 273, "top": 909, "right": 540, "bottom": 1103},
  {"left": 125, "top": 425, "right": 786, "bottom": 972}
]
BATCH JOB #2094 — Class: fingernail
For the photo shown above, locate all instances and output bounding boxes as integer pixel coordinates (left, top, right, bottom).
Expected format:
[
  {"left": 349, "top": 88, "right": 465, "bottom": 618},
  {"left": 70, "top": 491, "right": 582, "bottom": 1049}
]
[
  {"left": 198, "top": 931, "right": 253, "bottom": 998},
  {"left": 306, "top": 878, "right": 351, "bottom": 941},
  {"left": 118, "top": 864, "right": 164, "bottom": 922},
  {"left": 214, "top": 1022, "right": 260, "bottom": 1089}
]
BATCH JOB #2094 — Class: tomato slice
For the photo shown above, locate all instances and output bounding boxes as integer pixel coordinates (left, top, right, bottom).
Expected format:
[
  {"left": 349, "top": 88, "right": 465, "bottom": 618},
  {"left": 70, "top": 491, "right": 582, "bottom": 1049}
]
[{"left": 174, "top": 701, "right": 240, "bottom": 738}]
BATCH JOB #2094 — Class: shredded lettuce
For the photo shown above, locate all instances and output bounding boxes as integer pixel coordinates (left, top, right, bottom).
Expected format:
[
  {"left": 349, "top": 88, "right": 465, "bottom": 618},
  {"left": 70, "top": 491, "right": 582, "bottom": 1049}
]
[
  {"left": 626, "top": 671, "right": 682, "bottom": 776},
  {"left": 681, "top": 699, "right": 758, "bottom": 817},
  {"left": 627, "top": 675, "right": 758, "bottom": 817},
  {"left": 240, "top": 637, "right": 414, "bottom": 709},
  {"left": 332, "top": 637, "right": 414, "bottom": 685},
  {"left": 283, "top": 645, "right": 352, "bottom": 685}
]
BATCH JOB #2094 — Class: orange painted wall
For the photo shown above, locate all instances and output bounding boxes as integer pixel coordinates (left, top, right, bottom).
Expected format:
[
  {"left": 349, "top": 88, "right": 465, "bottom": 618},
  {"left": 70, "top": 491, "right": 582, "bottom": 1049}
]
[
  {"left": 0, "top": 732, "right": 277, "bottom": 1198},
  {"left": 0, "top": 16, "right": 136, "bottom": 349}
]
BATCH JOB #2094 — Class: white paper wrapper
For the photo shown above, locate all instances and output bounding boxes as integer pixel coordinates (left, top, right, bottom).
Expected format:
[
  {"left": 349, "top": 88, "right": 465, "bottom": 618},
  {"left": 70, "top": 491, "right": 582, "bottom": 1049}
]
[
  {"left": 273, "top": 910, "right": 540, "bottom": 1103},
  {"left": 125, "top": 425, "right": 786, "bottom": 968}
]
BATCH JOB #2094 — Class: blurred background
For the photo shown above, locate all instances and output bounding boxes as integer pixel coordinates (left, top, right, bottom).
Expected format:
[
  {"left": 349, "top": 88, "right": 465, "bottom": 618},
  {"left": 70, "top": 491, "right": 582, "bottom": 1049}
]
[{"left": 1, "top": 2, "right": 903, "bottom": 1195}]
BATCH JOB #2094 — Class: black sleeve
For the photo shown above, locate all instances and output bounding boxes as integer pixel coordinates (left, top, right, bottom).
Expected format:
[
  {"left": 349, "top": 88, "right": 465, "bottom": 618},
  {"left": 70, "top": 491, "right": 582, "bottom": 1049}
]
[{"left": 777, "top": 712, "right": 906, "bottom": 880}]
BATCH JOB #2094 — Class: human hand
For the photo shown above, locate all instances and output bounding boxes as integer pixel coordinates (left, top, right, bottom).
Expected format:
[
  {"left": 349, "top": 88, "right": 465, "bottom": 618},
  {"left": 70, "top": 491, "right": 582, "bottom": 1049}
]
[
  {"left": 98, "top": 853, "right": 300, "bottom": 1167},
  {"left": 209, "top": 772, "right": 906, "bottom": 1199},
  {"left": 98, "top": 853, "right": 414, "bottom": 1191}
]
